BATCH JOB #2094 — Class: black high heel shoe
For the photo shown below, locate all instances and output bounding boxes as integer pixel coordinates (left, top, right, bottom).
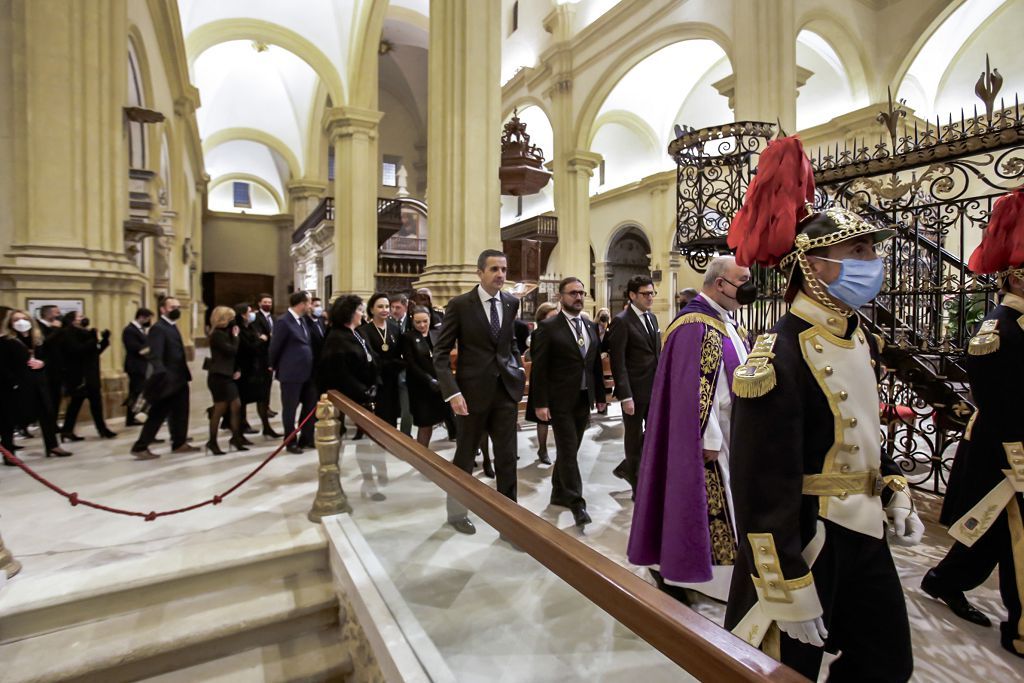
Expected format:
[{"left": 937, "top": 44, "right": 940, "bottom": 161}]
[
  {"left": 60, "top": 432, "right": 84, "bottom": 442},
  {"left": 229, "top": 437, "right": 250, "bottom": 452},
  {"left": 47, "top": 448, "right": 73, "bottom": 457},
  {"left": 237, "top": 434, "right": 254, "bottom": 446},
  {"left": 205, "top": 440, "right": 226, "bottom": 456},
  {"left": 262, "top": 427, "right": 282, "bottom": 439}
]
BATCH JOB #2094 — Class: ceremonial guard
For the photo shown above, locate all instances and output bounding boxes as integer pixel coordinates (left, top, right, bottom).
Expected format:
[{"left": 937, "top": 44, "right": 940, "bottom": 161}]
[
  {"left": 922, "top": 188, "right": 1024, "bottom": 658},
  {"left": 722, "top": 136, "right": 924, "bottom": 681},
  {"left": 627, "top": 256, "right": 754, "bottom": 602}
]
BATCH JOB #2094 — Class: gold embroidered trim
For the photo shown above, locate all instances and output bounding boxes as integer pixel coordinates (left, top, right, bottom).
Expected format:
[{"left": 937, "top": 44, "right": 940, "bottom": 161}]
[
  {"left": 746, "top": 532, "right": 812, "bottom": 603},
  {"left": 733, "top": 333, "right": 777, "bottom": 398},
  {"left": 965, "top": 410, "right": 978, "bottom": 441},
  {"left": 803, "top": 470, "right": 878, "bottom": 497},
  {"left": 968, "top": 319, "right": 1000, "bottom": 356},
  {"left": 662, "top": 311, "right": 727, "bottom": 344},
  {"left": 697, "top": 326, "right": 723, "bottom": 426}
]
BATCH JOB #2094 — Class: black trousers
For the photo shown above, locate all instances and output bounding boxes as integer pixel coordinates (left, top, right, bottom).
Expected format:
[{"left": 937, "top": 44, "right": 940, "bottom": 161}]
[
  {"left": 929, "top": 497, "right": 1023, "bottom": 652},
  {"left": 133, "top": 385, "right": 190, "bottom": 451},
  {"left": 550, "top": 390, "right": 591, "bottom": 510},
  {"left": 780, "top": 521, "right": 913, "bottom": 682},
  {"left": 446, "top": 378, "right": 518, "bottom": 521},
  {"left": 620, "top": 400, "right": 650, "bottom": 484},
  {"left": 125, "top": 370, "right": 145, "bottom": 422},
  {"left": 62, "top": 381, "right": 108, "bottom": 434},
  {"left": 280, "top": 379, "right": 317, "bottom": 445}
]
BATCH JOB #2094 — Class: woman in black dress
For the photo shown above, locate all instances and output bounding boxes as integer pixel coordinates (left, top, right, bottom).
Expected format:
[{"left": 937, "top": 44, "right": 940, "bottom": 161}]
[
  {"left": 525, "top": 302, "right": 560, "bottom": 464},
  {"left": 319, "top": 294, "right": 387, "bottom": 500},
  {"left": 233, "top": 303, "right": 279, "bottom": 438},
  {"left": 359, "top": 293, "right": 404, "bottom": 427},
  {"left": 58, "top": 310, "right": 116, "bottom": 440},
  {"left": 0, "top": 309, "right": 71, "bottom": 460},
  {"left": 400, "top": 307, "right": 448, "bottom": 447},
  {"left": 205, "top": 306, "right": 247, "bottom": 456}
]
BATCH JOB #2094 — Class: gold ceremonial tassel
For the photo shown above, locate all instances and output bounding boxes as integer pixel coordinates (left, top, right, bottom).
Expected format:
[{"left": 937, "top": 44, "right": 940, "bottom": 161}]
[{"left": 968, "top": 319, "right": 1000, "bottom": 356}]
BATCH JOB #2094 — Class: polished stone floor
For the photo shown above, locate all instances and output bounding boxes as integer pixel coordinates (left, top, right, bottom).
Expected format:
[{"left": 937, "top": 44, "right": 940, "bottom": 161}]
[{"left": 0, "top": 354, "right": 1021, "bottom": 682}]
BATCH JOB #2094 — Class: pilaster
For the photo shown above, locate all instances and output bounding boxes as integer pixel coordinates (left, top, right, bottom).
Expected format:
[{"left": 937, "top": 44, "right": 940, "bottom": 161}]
[
  {"left": 415, "top": 0, "right": 502, "bottom": 305},
  {"left": 324, "top": 106, "right": 383, "bottom": 299},
  {"left": 732, "top": 0, "right": 797, "bottom": 132}
]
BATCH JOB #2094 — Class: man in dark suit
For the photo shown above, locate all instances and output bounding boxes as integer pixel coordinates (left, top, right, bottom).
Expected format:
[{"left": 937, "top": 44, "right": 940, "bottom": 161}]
[
  {"left": 37, "top": 304, "right": 65, "bottom": 415},
  {"left": 251, "top": 293, "right": 276, "bottom": 419},
  {"left": 269, "top": 290, "right": 317, "bottom": 453},
  {"left": 122, "top": 307, "right": 153, "bottom": 426},
  {"left": 130, "top": 297, "right": 199, "bottom": 459},
  {"left": 389, "top": 293, "right": 414, "bottom": 436},
  {"left": 532, "top": 276, "right": 607, "bottom": 529},
  {"left": 605, "top": 275, "right": 661, "bottom": 497},
  {"left": 434, "top": 249, "right": 526, "bottom": 535}
]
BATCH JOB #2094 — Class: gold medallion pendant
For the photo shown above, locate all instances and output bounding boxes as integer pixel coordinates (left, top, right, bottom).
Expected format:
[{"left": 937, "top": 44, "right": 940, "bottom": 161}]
[
  {"left": 577, "top": 337, "right": 585, "bottom": 347},
  {"left": 382, "top": 343, "right": 389, "bottom": 352}
]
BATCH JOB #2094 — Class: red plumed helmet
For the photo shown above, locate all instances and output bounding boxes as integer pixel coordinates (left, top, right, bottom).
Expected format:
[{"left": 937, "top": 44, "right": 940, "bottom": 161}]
[
  {"left": 968, "top": 189, "right": 1024, "bottom": 275},
  {"left": 727, "top": 135, "right": 815, "bottom": 268}
]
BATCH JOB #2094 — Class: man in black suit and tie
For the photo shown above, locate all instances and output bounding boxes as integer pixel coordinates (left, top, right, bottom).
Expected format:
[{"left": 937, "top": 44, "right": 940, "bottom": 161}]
[
  {"left": 251, "top": 293, "right": 276, "bottom": 419},
  {"left": 269, "top": 290, "right": 317, "bottom": 453},
  {"left": 434, "top": 249, "right": 526, "bottom": 535},
  {"left": 122, "top": 307, "right": 154, "bottom": 426},
  {"left": 605, "top": 275, "right": 661, "bottom": 498},
  {"left": 389, "top": 293, "right": 414, "bottom": 436},
  {"left": 130, "top": 297, "right": 199, "bottom": 459},
  {"left": 531, "top": 276, "right": 608, "bottom": 529}
]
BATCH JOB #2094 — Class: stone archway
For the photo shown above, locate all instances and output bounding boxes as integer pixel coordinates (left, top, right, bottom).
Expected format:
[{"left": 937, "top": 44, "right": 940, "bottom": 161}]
[{"left": 605, "top": 227, "right": 651, "bottom": 312}]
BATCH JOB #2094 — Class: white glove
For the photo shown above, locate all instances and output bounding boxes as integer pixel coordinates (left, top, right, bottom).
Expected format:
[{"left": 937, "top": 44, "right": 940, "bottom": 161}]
[
  {"left": 889, "top": 508, "right": 925, "bottom": 546},
  {"left": 778, "top": 617, "right": 829, "bottom": 647}
]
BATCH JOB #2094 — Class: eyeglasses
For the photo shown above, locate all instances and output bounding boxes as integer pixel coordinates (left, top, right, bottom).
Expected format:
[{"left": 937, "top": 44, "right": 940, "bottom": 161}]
[
  {"left": 636, "top": 290, "right": 657, "bottom": 297},
  {"left": 564, "top": 290, "right": 587, "bottom": 298}
]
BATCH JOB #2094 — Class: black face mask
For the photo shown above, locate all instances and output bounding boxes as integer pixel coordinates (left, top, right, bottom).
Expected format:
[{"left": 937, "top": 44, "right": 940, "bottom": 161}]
[
  {"left": 141, "top": 320, "right": 152, "bottom": 328},
  {"left": 722, "top": 278, "right": 758, "bottom": 306},
  {"left": 80, "top": 317, "right": 91, "bottom": 328},
  {"left": 167, "top": 308, "right": 182, "bottom": 321}
]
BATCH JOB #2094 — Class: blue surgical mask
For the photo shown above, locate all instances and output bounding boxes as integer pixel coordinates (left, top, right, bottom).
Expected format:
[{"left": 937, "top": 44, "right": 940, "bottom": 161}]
[
  {"left": 247, "top": 312, "right": 256, "bottom": 323},
  {"left": 312, "top": 306, "right": 323, "bottom": 318},
  {"left": 813, "top": 256, "right": 885, "bottom": 309}
]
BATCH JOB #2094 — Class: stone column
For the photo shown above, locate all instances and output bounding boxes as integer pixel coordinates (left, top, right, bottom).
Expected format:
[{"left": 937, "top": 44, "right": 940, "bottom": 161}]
[
  {"left": 287, "top": 180, "right": 327, "bottom": 227},
  {"left": 0, "top": 0, "right": 145, "bottom": 406},
  {"left": 593, "top": 260, "right": 613, "bottom": 313},
  {"left": 324, "top": 107, "right": 383, "bottom": 299},
  {"left": 647, "top": 177, "right": 676, "bottom": 323},
  {"left": 552, "top": 151, "right": 601, "bottom": 299},
  {"left": 415, "top": 0, "right": 502, "bottom": 305},
  {"left": 731, "top": 0, "right": 797, "bottom": 132}
]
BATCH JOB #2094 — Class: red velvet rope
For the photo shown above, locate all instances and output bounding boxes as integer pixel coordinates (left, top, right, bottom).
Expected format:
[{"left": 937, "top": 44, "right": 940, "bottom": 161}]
[{"left": 0, "top": 407, "right": 318, "bottom": 521}]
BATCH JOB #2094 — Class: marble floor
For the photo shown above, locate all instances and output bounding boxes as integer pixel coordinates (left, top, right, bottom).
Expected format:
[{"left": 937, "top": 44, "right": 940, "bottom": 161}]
[{"left": 0, "top": 353, "right": 1021, "bottom": 682}]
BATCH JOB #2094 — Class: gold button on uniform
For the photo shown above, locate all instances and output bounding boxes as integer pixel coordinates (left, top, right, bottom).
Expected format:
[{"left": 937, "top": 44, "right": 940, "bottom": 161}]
[
  {"left": 849, "top": 417, "right": 858, "bottom": 427},
  {"left": 840, "top": 464, "right": 850, "bottom": 473},
  {"left": 824, "top": 365, "right": 834, "bottom": 376},
  {"left": 814, "top": 343, "right": 824, "bottom": 353},
  {"left": 839, "top": 391, "right": 849, "bottom": 400}
]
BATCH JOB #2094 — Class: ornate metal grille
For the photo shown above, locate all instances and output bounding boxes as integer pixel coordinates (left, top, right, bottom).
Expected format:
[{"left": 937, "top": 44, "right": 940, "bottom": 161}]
[{"left": 673, "top": 61, "right": 1024, "bottom": 494}]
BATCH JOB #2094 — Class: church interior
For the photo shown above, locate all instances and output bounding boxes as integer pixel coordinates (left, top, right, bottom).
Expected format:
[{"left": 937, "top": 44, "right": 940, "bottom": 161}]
[{"left": 2, "top": 0, "right": 1024, "bottom": 681}]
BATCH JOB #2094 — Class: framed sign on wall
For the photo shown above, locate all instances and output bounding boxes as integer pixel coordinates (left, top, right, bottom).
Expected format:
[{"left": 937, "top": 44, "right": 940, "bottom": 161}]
[{"left": 26, "top": 299, "right": 85, "bottom": 318}]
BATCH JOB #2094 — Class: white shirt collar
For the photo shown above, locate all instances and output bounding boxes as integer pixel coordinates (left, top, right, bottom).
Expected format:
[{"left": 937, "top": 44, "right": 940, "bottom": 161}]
[
  {"left": 288, "top": 308, "right": 304, "bottom": 321},
  {"left": 562, "top": 311, "right": 582, "bottom": 323},
  {"left": 131, "top": 320, "right": 144, "bottom": 330},
  {"left": 477, "top": 286, "right": 501, "bottom": 305},
  {"left": 630, "top": 303, "right": 650, "bottom": 320},
  {"left": 697, "top": 292, "right": 733, "bottom": 324},
  {"left": 161, "top": 314, "right": 177, "bottom": 325}
]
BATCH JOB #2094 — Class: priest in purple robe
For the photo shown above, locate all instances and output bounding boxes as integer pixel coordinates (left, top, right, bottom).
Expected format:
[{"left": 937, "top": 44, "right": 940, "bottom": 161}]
[{"left": 627, "top": 255, "right": 754, "bottom": 601}]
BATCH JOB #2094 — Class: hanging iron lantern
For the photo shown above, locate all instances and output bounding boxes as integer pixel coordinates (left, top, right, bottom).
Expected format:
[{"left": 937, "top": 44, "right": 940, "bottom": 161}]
[{"left": 499, "top": 111, "right": 552, "bottom": 196}]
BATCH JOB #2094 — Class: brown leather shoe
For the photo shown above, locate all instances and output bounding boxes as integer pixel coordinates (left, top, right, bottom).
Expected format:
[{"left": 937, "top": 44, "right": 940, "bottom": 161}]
[
  {"left": 171, "top": 444, "right": 202, "bottom": 454},
  {"left": 131, "top": 449, "right": 160, "bottom": 460}
]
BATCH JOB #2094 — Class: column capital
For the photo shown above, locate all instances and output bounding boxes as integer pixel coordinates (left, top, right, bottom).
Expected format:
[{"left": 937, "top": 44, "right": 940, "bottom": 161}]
[
  {"left": 322, "top": 106, "right": 384, "bottom": 141},
  {"left": 286, "top": 179, "right": 328, "bottom": 198},
  {"left": 565, "top": 150, "right": 603, "bottom": 174}
]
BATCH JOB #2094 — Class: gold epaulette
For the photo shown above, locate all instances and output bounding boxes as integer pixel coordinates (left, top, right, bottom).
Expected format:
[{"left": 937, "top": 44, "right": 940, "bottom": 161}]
[
  {"left": 733, "top": 333, "right": 778, "bottom": 398},
  {"left": 968, "top": 319, "right": 1000, "bottom": 356}
]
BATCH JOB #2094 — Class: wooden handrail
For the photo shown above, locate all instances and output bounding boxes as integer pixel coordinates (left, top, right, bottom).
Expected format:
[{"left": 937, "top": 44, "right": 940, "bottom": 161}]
[{"left": 326, "top": 390, "right": 807, "bottom": 683}]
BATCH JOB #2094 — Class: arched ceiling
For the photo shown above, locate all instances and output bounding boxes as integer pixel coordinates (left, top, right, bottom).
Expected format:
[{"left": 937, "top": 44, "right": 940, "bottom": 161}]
[
  {"left": 795, "top": 30, "right": 860, "bottom": 130},
  {"left": 897, "top": 0, "right": 1014, "bottom": 118},
  {"left": 178, "top": 0, "right": 429, "bottom": 215}
]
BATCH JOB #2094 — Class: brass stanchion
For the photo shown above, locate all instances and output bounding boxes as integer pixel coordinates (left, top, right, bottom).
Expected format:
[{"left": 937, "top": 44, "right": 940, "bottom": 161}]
[
  {"left": 0, "top": 530, "right": 22, "bottom": 579},
  {"left": 308, "top": 394, "right": 352, "bottom": 522}
]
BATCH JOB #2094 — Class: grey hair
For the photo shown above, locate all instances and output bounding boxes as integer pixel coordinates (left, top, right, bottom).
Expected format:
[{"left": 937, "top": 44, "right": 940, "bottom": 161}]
[{"left": 703, "top": 255, "right": 737, "bottom": 286}]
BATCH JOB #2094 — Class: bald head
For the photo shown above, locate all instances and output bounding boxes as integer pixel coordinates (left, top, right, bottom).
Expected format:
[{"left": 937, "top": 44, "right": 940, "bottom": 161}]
[{"left": 702, "top": 255, "right": 752, "bottom": 312}]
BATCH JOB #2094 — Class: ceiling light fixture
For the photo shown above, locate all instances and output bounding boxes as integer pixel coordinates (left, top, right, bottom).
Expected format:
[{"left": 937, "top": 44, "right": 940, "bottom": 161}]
[
  {"left": 379, "top": 39, "right": 394, "bottom": 55},
  {"left": 251, "top": 41, "right": 269, "bottom": 53}
]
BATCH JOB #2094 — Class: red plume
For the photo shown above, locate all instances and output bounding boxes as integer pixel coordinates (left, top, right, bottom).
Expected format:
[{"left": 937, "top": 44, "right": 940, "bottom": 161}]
[
  {"left": 727, "top": 136, "right": 815, "bottom": 267},
  {"left": 969, "top": 189, "right": 1024, "bottom": 274}
]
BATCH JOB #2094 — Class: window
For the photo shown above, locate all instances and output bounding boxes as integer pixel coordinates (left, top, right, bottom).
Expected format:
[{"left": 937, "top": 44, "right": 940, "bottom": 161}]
[
  {"left": 599, "top": 159, "right": 606, "bottom": 186},
  {"left": 233, "top": 182, "right": 252, "bottom": 208},
  {"left": 327, "top": 147, "right": 335, "bottom": 181},
  {"left": 510, "top": 1, "right": 519, "bottom": 35},
  {"left": 382, "top": 155, "right": 401, "bottom": 187}
]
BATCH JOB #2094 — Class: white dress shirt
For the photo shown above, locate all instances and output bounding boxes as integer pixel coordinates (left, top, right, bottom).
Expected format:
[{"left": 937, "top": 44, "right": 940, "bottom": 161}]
[{"left": 477, "top": 286, "right": 503, "bottom": 328}]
